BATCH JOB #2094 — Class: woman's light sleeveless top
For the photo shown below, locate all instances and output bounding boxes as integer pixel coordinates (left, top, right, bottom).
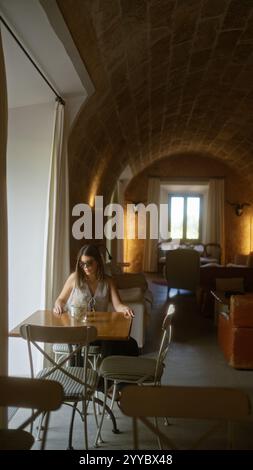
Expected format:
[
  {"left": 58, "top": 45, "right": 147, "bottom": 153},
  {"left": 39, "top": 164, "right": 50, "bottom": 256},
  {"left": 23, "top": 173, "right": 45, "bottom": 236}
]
[{"left": 66, "top": 279, "right": 110, "bottom": 312}]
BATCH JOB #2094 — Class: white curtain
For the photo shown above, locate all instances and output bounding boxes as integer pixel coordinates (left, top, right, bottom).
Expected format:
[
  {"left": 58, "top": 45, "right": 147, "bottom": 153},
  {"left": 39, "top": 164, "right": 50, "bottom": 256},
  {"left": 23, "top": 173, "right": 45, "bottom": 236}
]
[
  {"left": 41, "top": 100, "right": 70, "bottom": 310},
  {"left": 143, "top": 177, "right": 160, "bottom": 272},
  {"left": 0, "top": 26, "right": 8, "bottom": 426},
  {"left": 112, "top": 180, "right": 124, "bottom": 263},
  {"left": 205, "top": 178, "right": 225, "bottom": 262},
  {"left": 106, "top": 180, "right": 124, "bottom": 273}
]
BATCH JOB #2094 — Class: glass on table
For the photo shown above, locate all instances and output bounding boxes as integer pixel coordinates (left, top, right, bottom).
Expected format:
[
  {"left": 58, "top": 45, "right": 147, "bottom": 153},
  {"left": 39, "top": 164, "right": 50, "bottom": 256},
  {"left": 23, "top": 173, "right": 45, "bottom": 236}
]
[
  {"left": 69, "top": 303, "right": 88, "bottom": 322},
  {"left": 69, "top": 298, "right": 96, "bottom": 323}
]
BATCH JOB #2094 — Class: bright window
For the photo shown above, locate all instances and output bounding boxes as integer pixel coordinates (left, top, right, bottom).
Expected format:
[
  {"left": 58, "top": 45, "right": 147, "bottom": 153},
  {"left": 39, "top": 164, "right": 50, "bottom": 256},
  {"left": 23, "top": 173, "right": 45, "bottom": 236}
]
[{"left": 169, "top": 195, "right": 202, "bottom": 241}]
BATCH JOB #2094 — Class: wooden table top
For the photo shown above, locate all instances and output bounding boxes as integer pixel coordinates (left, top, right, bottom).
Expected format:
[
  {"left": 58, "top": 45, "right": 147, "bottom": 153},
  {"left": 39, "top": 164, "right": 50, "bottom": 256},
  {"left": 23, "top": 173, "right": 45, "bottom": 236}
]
[{"left": 9, "top": 310, "right": 132, "bottom": 341}]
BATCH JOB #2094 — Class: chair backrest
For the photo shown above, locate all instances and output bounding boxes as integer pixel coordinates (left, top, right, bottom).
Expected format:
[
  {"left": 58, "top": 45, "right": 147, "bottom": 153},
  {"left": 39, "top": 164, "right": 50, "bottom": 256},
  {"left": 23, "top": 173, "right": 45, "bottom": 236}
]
[
  {"left": 154, "top": 304, "right": 174, "bottom": 383},
  {"left": 20, "top": 324, "right": 97, "bottom": 382},
  {"left": 205, "top": 243, "right": 221, "bottom": 263},
  {"left": 0, "top": 376, "right": 63, "bottom": 450},
  {"left": 120, "top": 385, "right": 250, "bottom": 449},
  {"left": 165, "top": 249, "right": 200, "bottom": 291},
  {"left": 157, "top": 239, "right": 174, "bottom": 255},
  {"left": 20, "top": 324, "right": 97, "bottom": 345},
  {"left": 191, "top": 242, "right": 205, "bottom": 255}
]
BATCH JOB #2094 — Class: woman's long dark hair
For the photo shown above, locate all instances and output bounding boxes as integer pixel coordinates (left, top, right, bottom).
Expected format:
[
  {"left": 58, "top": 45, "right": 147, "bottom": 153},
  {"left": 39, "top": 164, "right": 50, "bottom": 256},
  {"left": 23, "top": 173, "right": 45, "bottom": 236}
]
[{"left": 75, "top": 244, "right": 105, "bottom": 289}]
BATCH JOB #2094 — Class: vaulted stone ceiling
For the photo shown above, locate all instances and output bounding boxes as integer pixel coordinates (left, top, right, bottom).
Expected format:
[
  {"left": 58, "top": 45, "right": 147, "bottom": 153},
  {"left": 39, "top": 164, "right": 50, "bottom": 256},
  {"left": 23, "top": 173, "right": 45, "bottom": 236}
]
[{"left": 57, "top": 0, "right": 253, "bottom": 203}]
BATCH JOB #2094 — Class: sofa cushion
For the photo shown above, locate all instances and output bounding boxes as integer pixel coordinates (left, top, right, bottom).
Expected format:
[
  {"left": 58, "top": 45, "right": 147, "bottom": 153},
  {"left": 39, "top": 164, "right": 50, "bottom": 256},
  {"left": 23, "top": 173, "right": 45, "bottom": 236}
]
[
  {"left": 107, "top": 301, "right": 146, "bottom": 348},
  {"left": 118, "top": 287, "right": 144, "bottom": 302},
  {"left": 231, "top": 294, "right": 253, "bottom": 328},
  {"left": 218, "top": 312, "right": 253, "bottom": 368},
  {"left": 114, "top": 273, "right": 148, "bottom": 291}
]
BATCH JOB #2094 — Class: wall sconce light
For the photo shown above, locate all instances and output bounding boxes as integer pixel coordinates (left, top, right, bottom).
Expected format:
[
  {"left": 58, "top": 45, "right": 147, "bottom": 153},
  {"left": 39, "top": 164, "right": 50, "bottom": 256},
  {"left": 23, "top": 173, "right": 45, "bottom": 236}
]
[{"left": 227, "top": 201, "right": 251, "bottom": 216}]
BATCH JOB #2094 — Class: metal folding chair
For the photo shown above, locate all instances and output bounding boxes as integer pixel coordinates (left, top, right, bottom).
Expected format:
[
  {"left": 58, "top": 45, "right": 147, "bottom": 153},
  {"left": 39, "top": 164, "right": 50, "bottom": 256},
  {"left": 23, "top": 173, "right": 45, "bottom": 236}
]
[
  {"left": 95, "top": 304, "right": 175, "bottom": 447},
  {"left": 20, "top": 324, "right": 98, "bottom": 449}
]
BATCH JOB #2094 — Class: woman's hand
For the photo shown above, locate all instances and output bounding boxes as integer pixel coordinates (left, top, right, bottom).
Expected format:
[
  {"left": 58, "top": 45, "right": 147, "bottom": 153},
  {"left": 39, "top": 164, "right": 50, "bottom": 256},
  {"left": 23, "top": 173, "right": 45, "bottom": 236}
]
[
  {"left": 53, "top": 273, "right": 75, "bottom": 315},
  {"left": 121, "top": 305, "right": 134, "bottom": 318},
  {"left": 53, "top": 299, "right": 65, "bottom": 315},
  {"left": 108, "top": 278, "right": 134, "bottom": 318}
]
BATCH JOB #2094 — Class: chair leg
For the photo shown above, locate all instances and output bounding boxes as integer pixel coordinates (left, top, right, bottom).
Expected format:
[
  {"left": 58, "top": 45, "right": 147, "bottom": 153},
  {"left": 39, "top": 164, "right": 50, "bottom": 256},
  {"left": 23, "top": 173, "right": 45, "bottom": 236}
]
[
  {"left": 95, "top": 390, "right": 102, "bottom": 415},
  {"left": 92, "top": 397, "right": 104, "bottom": 445},
  {"left": 109, "top": 381, "right": 118, "bottom": 411},
  {"left": 94, "top": 378, "right": 108, "bottom": 448},
  {"left": 93, "top": 396, "right": 120, "bottom": 435},
  {"left": 36, "top": 411, "right": 46, "bottom": 441},
  {"left": 30, "top": 409, "right": 34, "bottom": 434},
  {"left": 154, "top": 417, "right": 163, "bottom": 450},
  {"left": 133, "top": 417, "right": 139, "bottom": 449},
  {"left": 82, "top": 398, "right": 89, "bottom": 450},
  {"left": 163, "top": 417, "right": 171, "bottom": 426},
  {"left": 40, "top": 412, "right": 50, "bottom": 450},
  {"left": 67, "top": 402, "right": 77, "bottom": 450},
  {"left": 227, "top": 421, "right": 234, "bottom": 450},
  {"left": 201, "top": 290, "right": 207, "bottom": 315},
  {"left": 92, "top": 396, "right": 99, "bottom": 429}
]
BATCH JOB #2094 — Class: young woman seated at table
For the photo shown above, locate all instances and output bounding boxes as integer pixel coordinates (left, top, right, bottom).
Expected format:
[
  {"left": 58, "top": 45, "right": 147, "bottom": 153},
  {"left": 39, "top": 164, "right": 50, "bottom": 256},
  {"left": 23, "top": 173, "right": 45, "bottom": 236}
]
[{"left": 53, "top": 243, "right": 139, "bottom": 360}]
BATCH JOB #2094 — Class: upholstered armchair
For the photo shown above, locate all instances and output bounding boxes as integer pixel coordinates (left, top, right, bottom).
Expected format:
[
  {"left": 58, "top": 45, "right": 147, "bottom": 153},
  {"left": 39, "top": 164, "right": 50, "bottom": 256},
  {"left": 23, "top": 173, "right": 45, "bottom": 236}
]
[
  {"left": 107, "top": 270, "right": 153, "bottom": 349},
  {"left": 200, "top": 243, "right": 221, "bottom": 265},
  {"left": 218, "top": 294, "right": 253, "bottom": 369}
]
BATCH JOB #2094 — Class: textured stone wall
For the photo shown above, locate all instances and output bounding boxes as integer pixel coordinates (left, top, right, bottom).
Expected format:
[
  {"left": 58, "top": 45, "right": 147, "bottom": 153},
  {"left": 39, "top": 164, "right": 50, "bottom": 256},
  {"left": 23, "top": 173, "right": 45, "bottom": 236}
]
[
  {"left": 58, "top": 0, "right": 253, "bottom": 194},
  {"left": 56, "top": 1, "right": 253, "bottom": 267}
]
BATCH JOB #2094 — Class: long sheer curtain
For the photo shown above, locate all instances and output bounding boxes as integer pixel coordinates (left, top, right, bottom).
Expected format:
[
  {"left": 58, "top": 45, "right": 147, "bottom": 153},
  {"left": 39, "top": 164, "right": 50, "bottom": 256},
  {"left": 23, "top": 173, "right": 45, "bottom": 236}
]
[
  {"left": 205, "top": 178, "right": 225, "bottom": 262},
  {"left": 109, "top": 180, "right": 124, "bottom": 264},
  {"left": 0, "top": 26, "right": 8, "bottom": 426},
  {"left": 143, "top": 177, "right": 160, "bottom": 272},
  {"left": 41, "top": 100, "right": 70, "bottom": 310}
]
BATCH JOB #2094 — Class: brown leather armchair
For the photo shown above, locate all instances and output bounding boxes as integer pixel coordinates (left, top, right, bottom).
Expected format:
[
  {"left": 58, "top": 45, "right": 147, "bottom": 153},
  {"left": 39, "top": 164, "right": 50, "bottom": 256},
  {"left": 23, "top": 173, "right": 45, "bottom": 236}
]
[{"left": 218, "top": 294, "right": 253, "bottom": 369}]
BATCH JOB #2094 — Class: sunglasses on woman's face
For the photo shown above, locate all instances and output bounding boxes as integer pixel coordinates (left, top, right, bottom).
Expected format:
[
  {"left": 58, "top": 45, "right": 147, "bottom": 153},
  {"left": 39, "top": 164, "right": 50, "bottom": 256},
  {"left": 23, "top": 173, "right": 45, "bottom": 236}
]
[{"left": 79, "top": 259, "right": 94, "bottom": 269}]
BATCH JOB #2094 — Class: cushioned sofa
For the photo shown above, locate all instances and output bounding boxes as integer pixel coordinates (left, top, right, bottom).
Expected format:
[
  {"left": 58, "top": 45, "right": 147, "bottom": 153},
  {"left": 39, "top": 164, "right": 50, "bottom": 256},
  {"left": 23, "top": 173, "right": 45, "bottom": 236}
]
[
  {"left": 108, "top": 271, "right": 152, "bottom": 349},
  {"left": 218, "top": 294, "right": 253, "bottom": 369}
]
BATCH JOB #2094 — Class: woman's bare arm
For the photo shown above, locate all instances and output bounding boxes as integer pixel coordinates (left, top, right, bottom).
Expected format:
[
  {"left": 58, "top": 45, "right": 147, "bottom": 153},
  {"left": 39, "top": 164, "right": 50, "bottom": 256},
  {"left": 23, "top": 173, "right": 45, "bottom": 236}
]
[
  {"left": 53, "top": 272, "right": 76, "bottom": 314},
  {"left": 108, "top": 277, "right": 134, "bottom": 318}
]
